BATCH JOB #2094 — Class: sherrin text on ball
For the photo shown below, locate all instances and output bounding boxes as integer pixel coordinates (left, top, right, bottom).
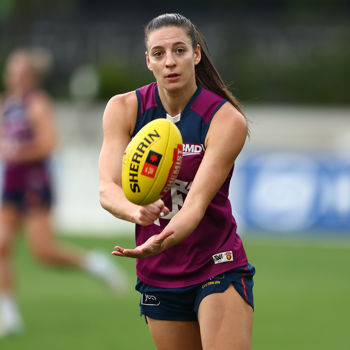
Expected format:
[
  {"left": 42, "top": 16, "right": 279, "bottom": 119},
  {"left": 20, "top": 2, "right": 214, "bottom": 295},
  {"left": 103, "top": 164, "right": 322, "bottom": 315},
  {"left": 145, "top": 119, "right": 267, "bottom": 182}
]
[{"left": 122, "top": 118, "right": 183, "bottom": 205}]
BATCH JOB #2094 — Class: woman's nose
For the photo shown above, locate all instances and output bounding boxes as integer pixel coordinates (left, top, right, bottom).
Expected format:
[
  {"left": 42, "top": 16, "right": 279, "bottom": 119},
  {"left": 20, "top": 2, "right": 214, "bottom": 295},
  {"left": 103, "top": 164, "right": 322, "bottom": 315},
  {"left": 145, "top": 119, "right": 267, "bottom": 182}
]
[{"left": 165, "top": 52, "right": 176, "bottom": 67}]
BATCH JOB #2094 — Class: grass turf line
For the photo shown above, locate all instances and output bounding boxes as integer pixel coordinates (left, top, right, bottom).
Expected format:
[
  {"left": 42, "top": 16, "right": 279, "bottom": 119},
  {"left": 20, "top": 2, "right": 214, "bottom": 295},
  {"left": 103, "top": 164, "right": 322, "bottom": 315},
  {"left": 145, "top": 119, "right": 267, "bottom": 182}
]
[{"left": 0, "top": 233, "right": 348, "bottom": 349}]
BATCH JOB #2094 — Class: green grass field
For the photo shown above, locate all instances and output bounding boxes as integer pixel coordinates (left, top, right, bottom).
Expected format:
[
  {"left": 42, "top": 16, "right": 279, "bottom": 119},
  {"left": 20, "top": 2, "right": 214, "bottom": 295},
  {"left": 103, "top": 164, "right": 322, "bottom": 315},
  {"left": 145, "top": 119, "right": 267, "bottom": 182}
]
[{"left": 1, "top": 233, "right": 349, "bottom": 349}]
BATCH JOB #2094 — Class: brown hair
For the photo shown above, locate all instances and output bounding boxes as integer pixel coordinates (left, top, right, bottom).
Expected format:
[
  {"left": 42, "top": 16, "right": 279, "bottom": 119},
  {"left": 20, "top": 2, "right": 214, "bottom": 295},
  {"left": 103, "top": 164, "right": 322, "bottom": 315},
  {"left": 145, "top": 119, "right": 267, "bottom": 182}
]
[{"left": 144, "top": 13, "right": 245, "bottom": 117}]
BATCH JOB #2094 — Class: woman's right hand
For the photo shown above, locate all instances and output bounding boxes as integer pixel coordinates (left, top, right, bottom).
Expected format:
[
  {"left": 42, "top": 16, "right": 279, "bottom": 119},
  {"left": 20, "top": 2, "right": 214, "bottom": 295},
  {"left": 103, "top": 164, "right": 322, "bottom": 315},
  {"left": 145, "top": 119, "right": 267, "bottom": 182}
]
[
  {"left": 99, "top": 92, "right": 169, "bottom": 224},
  {"left": 132, "top": 199, "right": 170, "bottom": 226}
]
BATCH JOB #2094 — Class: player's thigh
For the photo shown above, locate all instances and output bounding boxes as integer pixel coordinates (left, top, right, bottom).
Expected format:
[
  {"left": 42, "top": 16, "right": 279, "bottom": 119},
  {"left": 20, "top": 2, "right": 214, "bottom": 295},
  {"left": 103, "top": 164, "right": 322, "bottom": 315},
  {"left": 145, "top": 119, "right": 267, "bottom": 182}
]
[
  {"left": 24, "top": 208, "right": 55, "bottom": 249},
  {"left": 0, "top": 205, "right": 21, "bottom": 249},
  {"left": 23, "top": 185, "right": 54, "bottom": 241},
  {"left": 147, "top": 317, "right": 202, "bottom": 350},
  {"left": 198, "top": 284, "right": 253, "bottom": 350}
]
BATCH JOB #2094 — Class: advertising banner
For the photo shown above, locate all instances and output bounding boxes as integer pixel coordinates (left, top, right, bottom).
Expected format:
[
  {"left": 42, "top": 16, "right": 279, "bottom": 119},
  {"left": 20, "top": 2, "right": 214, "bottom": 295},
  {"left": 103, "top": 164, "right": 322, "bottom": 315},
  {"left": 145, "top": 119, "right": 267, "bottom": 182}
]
[{"left": 232, "top": 152, "right": 350, "bottom": 232}]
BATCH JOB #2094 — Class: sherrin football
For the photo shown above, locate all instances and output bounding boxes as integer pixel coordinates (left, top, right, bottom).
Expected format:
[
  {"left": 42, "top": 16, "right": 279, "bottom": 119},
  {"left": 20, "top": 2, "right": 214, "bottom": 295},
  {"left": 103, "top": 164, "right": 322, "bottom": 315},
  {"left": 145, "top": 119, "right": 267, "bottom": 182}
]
[{"left": 122, "top": 118, "right": 183, "bottom": 205}]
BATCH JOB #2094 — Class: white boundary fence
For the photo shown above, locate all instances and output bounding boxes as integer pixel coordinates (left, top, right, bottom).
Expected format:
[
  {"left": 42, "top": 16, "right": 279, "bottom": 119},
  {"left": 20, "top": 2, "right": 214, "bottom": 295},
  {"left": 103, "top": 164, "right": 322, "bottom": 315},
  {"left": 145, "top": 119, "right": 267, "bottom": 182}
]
[{"left": 52, "top": 102, "right": 350, "bottom": 235}]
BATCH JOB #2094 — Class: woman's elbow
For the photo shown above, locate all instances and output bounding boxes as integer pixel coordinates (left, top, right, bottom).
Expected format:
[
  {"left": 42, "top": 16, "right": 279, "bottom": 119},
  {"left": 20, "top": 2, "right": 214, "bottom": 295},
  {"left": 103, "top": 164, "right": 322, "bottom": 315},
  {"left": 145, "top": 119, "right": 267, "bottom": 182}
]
[
  {"left": 99, "top": 185, "right": 110, "bottom": 211},
  {"left": 99, "top": 197, "right": 108, "bottom": 211}
]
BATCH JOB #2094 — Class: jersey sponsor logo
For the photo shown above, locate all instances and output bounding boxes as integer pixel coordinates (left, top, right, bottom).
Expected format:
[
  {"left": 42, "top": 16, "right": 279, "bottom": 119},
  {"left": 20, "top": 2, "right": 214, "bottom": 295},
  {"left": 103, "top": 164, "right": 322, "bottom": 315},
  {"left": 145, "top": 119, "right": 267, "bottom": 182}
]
[
  {"left": 183, "top": 143, "right": 204, "bottom": 156},
  {"left": 141, "top": 150, "right": 162, "bottom": 178},
  {"left": 159, "top": 145, "right": 183, "bottom": 196},
  {"left": 212, "top": 251, "right": 234, "bottom": 264},
  {"left": 141, "top": 293, "right": 160, "bottom": 306}
]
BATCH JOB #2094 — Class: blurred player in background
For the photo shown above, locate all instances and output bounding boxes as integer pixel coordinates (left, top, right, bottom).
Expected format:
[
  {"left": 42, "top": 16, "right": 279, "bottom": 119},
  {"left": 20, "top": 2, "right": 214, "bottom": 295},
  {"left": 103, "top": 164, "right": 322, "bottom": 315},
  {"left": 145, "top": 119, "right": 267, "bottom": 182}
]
[
  {"left": 0, "top": 48, "right": 128, "bottom": 337},
  {"left": 99, "top": 13, "right": 255, "bottom": 350}
]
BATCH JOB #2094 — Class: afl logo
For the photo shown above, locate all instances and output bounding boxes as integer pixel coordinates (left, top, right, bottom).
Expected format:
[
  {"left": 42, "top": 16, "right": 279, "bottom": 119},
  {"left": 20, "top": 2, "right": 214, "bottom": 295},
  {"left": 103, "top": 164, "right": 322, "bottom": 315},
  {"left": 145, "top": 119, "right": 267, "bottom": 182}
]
[{"left": 212, "top": 250, "right": 234, "bottom": 264}]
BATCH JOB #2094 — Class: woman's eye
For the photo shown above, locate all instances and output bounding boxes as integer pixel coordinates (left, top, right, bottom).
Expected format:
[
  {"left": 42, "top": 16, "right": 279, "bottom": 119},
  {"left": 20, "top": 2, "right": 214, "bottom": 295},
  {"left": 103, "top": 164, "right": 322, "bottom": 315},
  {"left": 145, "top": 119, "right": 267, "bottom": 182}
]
[{"left": 176, "top": 48, "right": 185, "bottom": 54}]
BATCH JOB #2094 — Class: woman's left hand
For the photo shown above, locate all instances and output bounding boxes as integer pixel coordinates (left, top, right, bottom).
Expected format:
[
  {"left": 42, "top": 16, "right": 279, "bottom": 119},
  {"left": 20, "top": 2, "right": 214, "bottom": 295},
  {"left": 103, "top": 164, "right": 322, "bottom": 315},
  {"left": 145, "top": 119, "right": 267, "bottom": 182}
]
[{"left": 112, "top": 229, "right": 174, "bottom": 258}]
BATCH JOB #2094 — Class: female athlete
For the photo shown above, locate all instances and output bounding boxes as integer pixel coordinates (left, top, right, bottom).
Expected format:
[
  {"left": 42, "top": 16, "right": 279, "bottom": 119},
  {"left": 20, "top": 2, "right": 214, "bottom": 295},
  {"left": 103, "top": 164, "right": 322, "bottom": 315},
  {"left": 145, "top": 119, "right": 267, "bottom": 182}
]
[
  {"left": 0, "top": 48, "right": 127, "bottom": 337},
  {"left": 99, "top": 13, "right": 255, "bottom": 350}
]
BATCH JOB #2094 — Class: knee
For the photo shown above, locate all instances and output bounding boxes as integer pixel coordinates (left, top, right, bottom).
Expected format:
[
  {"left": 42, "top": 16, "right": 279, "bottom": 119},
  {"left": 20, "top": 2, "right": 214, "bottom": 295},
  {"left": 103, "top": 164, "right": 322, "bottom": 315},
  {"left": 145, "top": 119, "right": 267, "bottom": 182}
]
[
  {"left": 0, "top": 232, "right": 13, "bottom": 258},
  {"left": 31, "top": 244, "right": 55, "bottom": 264}
]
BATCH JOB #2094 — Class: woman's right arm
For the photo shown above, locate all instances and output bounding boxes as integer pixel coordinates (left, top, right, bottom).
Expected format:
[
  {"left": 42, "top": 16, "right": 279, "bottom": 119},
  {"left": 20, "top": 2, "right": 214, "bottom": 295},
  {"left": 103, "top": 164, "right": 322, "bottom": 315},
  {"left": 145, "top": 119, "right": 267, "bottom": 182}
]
[{"left": 98, "top": 92, "right": 168, "bottom": 225}]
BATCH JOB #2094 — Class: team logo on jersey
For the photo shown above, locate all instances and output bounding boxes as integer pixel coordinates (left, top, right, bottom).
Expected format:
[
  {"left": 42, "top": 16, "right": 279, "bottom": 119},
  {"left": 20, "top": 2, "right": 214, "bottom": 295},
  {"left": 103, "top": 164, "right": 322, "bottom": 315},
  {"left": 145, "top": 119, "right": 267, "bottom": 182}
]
[
  {"left": 183, "top": 143, "right": 204, "bottom": 156},
  {"left": 212, "top": 251, "right": 234, "bottom": 264},
  {"left": 141, "top": 150, "right": 162, "bottom": 178},
  {"left": 141, "top": 293, "right": 160, "bottom": 306}
]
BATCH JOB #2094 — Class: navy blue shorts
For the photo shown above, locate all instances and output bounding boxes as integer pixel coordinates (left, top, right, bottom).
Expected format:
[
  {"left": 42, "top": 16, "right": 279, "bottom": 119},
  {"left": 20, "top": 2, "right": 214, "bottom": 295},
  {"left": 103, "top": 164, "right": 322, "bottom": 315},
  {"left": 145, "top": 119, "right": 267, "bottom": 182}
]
[
  {"left": 1, "top": 187, "right": 53, "bottom": 213},
  {"left": 135, "top": 264, "right": 255, "bottom": 322}
]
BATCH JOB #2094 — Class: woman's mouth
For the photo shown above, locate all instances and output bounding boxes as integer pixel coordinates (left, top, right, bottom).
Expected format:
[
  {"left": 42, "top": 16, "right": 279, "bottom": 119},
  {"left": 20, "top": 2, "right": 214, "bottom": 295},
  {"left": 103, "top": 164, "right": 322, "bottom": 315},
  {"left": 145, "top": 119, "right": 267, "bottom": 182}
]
[{"left": 166, "top": 73, "right": 180, "bottom": 81}]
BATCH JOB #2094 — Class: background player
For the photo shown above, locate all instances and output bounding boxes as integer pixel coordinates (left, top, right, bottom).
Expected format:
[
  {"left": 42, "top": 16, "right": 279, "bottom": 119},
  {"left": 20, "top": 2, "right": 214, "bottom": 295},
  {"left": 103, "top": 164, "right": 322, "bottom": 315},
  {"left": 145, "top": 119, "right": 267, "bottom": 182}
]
[
  {"left": 99, "top": 13, "right": 255, "bottom": 350},
  {"left": 0, "top": 48, "right": 128, "bottom": 337}
]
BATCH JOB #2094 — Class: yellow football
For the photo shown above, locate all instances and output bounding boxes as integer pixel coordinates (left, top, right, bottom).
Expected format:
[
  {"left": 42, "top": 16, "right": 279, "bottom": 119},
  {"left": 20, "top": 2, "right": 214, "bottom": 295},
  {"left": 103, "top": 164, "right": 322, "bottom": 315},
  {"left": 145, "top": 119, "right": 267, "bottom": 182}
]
[{"left": 122, "top": 118, "right": 183, "bottom": 205}]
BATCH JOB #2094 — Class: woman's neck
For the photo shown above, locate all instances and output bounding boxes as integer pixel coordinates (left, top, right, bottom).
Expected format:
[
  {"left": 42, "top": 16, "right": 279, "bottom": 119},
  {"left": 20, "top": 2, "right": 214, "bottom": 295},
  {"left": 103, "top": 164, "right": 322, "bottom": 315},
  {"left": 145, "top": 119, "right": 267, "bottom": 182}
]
[
  {"left": 8, "top": 85, "right": 36, "bottom": 98},
  {"left": 158, "top": 81, "right": 197, "bottom": 117}
]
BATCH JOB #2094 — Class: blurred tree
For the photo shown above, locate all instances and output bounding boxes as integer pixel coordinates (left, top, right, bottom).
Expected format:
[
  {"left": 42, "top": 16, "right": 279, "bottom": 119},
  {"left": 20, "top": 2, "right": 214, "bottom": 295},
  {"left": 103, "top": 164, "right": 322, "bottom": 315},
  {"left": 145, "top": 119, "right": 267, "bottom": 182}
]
[
  {"left": 0, "top": 0, "right": 14, "bottom": 20},
  {"left": 0, "top": 0, "right": 349, "bottom": 104}
]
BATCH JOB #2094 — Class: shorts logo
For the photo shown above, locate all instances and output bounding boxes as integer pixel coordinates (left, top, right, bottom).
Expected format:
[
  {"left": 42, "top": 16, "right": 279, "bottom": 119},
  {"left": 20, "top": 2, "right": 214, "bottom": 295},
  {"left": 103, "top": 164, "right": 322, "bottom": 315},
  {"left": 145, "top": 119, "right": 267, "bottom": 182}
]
[
  {"left": 212, "top": 251, "right": 234, "bottom": 264},
  {"left": 141, "top": 293, "right": 160, "bottom": 306}
]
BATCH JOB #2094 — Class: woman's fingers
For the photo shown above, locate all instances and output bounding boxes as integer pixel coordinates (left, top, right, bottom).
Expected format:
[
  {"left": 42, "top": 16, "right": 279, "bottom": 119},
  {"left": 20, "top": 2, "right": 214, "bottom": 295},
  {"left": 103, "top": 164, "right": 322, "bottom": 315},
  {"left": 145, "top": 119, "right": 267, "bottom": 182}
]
[
  {"left": 111, "top": 229, "right": 174, "bottom": 259},
  {"left": 157, "top": 229, "right": 174, "bottom": 241},
  {"left": 134, "top": 200, "right": 170, "bottom": 226},
  {"left": 152, "top": 199, "right": 170, "bottom": 217},
  {"left": 112, "top": 246, "right": 125, "bottom": 256}
]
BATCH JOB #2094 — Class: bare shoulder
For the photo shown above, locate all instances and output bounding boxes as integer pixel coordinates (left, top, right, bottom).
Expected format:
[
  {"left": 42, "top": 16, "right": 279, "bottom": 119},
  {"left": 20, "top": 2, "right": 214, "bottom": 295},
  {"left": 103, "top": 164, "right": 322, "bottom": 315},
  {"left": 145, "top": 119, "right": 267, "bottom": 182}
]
[
  {"left": 103, "top": 91, "right": 138, "bottom": 137},
  {"left": 27, "top": 90, "right": 53, "bottom": 114},
  {"left": 105, "top": 91, "right": 138, "bottom": 118},
  {"left": 215, "top": 102, "right": 247, "bottom": 130},
  {"left": 107, "top": 90, "right": 137, "bottom": 109},
  {"left": 206, "top": 102, "right": 248, "bottom": 146},
  {"left": 29, "top": 90, "right": 52, "bottom": 105},
  {"left": 24, "top": 90, "right": 55, "bottom": 125}
]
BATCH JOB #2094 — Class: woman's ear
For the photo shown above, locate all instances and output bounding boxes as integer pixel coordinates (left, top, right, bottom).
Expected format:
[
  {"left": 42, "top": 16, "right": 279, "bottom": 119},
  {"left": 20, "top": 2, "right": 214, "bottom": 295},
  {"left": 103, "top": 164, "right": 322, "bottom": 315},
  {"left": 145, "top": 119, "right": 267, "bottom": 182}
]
[
  {"left": 194, "top": 44, "right": 201, "bottom": 66},
  {"left": 145, "top": 51, "right": 153, "bottom": 71}
]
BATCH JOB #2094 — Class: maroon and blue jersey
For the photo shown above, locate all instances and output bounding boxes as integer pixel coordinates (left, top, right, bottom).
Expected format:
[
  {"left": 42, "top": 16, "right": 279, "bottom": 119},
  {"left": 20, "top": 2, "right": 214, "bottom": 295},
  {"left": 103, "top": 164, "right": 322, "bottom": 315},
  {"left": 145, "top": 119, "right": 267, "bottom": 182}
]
[
  {"left": 134, "top": 82, "right": 248, "bottom": 288},
  {"left": 1, "top": 93, "right": 51, "bottom": 198}
]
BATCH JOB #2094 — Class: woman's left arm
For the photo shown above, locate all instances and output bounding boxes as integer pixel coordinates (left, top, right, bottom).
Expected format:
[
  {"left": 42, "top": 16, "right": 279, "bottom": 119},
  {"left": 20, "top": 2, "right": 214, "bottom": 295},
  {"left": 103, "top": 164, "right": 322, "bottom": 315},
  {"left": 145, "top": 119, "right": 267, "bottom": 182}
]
[{"left": 113, "top": 102, "right": 248, "bottom": 258}]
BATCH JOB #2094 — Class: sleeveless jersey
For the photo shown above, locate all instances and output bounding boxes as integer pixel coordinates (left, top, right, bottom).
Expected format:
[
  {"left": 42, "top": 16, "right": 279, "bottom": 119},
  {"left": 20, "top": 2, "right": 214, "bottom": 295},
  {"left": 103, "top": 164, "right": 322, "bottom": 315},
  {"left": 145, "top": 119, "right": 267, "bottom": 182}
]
[
  {"left": 1, "top": 93, "right": 51, "bottom": 191},
  {"left": 134, "top": 82, "right": 248, "bottom": 288}
]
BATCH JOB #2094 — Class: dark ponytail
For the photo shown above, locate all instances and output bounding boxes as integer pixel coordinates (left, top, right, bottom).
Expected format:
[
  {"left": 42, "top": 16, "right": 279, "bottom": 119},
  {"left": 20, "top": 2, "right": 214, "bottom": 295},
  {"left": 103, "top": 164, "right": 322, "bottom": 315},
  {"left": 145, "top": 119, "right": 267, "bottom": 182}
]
[{"left": 145, "top": 13, "right": 245, "bottom": 117}]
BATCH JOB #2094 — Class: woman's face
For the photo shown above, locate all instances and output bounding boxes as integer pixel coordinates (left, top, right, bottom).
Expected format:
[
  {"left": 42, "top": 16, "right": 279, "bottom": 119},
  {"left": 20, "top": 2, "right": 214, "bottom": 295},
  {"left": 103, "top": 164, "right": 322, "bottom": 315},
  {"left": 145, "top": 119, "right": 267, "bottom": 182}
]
[
  {"left": 4, "top": 53, "right": 36, "bottom": 93},
  {"left": 145, "top": 26, "right": 201, "bottom": 92}
]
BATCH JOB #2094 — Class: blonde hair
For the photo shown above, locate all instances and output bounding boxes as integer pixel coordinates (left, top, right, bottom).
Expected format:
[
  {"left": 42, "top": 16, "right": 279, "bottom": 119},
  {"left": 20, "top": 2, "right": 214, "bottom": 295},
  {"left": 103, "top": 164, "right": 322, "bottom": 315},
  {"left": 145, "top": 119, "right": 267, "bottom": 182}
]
[{"left": 7, "top": 47, "right": 53, "bottom": 81}]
